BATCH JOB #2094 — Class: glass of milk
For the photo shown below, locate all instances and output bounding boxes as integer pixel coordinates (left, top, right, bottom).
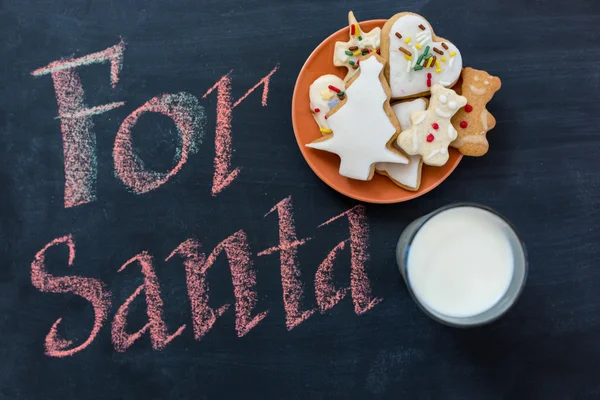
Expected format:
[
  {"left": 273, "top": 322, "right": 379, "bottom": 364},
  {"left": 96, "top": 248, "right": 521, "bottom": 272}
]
[{"left": 396, "top": 204, "right": 527, "bottom": 327}]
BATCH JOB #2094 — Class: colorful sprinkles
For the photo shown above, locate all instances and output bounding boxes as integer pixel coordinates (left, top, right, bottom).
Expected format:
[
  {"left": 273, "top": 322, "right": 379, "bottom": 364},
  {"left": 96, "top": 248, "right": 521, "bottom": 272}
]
[
  {"left": 320, "top": 128, "right": 333, "bottom": 134},
  {"left": 441, "top": 43, "right": 449, "bottom": 50},
  {"left": 395, "top": 32, "right": 402, "bottom": 39},
  {"left": 418, "top": 24, "right": 426, "bottom": 30},
  {"left": 328, "top": 85, "right": 341, "bottom": 93}
]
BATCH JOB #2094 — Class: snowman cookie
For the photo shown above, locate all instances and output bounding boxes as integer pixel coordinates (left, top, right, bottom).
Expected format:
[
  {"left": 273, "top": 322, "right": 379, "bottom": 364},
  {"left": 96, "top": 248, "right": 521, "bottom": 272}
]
[
  {"left": 309, "top": 75, "right": 346, "bottom": 133},
  {"left": 451, "top": 67, "right": 502, "bottom": 156},
  {"left": 397, "top": 84, "right": 467, "bottom": 167},
  {"left": 333, "top": 11, "right": 381, "bottom": 81},
  {"left": 376, "top": 98, "right": 427, "bottom": 191},
  {"left": 380, "top": 12, "right": 463, "bottom": 99},
  {"left": 307, "top": 54, "right": 408, "bottom": 181}
]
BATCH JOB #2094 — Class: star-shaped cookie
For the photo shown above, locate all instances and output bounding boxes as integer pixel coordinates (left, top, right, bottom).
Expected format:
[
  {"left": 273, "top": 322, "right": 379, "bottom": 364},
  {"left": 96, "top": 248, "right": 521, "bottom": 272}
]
[{"left": 333, "top": 11, "right": 381, "bottom": 81}]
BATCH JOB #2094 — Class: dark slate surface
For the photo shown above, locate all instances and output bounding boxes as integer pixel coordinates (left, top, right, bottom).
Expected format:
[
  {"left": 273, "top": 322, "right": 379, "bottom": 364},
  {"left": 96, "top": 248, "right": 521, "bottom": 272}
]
[{"left": 1, "top": 0, "right": 599, "bottom": 398}]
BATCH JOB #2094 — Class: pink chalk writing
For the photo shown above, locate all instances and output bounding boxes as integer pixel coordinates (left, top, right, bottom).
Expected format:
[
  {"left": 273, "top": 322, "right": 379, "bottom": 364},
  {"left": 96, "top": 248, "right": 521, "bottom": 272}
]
[
  {"left": 258, "top": 196, "right": 315, "bottom": 330},
  {"left": 319, "top": 206, "right": 382, "bottom": 314},
  {"left": 314, "top": 240, "right": 350, "bottom": 313},
  {"left": 113, "top": 92, "right": 205, "bottom": 194},
  {"left": 202, "top": 65, "right": 279, "bottom": 196},
  {"left": 31, "top": 38, "right": 125, "bottom": 87},
  {"left": 29, "top": 200, "right": 381, "bottom": 355},
  {"left": 30, "top": 235, "right": 112, "bottom": 357},
  {"left": 112, "top": 252, "right": 186, "bottom": 352},
  {"left": 31, "top": 39, "right": 126, "bottom": 208},
  {"left": 167, "top": 232, "right": 267, "bottom": 339},
  {"left": 167, "top": 239, "right": 229, "bottom": 340}
]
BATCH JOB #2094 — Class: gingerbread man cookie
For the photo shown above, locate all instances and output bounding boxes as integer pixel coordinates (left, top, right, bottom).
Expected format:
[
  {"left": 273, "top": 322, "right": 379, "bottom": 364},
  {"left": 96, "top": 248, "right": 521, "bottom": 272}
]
[
  {"left": 333, "top": 11, "right": 381, "bottom": 81},
  {"left": 451, "top": 67, "right": 501, "bottom": 156},
  {"left": 307, "top": 54, "right": 408, "bottom": 181},
  {"left": 397, "top": 84, "right": 466, "bottom": 167}
]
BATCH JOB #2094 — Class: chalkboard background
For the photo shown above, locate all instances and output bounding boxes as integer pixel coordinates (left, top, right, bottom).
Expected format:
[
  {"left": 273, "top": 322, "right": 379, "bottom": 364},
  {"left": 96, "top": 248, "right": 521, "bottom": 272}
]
[{"left": 1, "top": 0, "right": 600, "bottom": 398}]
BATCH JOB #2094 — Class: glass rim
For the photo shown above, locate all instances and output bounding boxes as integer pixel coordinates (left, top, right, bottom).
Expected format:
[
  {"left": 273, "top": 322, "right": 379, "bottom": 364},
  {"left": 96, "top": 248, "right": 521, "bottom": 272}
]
[{"left": 400, "top": 202, "right": 529, "bottom": 328}]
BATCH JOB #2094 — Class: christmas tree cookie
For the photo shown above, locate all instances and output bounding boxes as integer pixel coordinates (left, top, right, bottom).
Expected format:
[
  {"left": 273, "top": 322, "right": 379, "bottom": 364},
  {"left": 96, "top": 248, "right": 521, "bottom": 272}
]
[{"left": 306, "top": 53, "right": 409, "bottom": 180}]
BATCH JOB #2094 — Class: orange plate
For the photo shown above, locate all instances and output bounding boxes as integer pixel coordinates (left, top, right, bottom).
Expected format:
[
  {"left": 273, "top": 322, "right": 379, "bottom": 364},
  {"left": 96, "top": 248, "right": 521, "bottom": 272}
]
[{"left": 291, "top": 19, "right": 462, "bottom": 204}]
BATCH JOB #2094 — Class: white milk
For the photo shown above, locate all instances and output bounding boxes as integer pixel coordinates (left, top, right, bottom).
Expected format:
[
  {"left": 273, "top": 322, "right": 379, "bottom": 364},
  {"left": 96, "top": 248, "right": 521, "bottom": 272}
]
[{"left": 407, "top": 206, "right": 514, "bottom": 318}]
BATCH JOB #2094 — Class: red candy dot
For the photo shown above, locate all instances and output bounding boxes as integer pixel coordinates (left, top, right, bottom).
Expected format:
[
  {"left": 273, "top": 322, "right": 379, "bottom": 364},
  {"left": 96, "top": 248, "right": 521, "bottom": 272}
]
[
  {"left": 426, "top": 133, "right": 435, "bottom": 142},
  {"left": 314, "top": 108, "right": 320, "bottom": 113},
  {"left": 460, "top": 121, "right": 468, "bottom": 129},
  {"left": 465, "top": 104, "right": 473, "bottom": 113},
  {"left": 432, "top": 122, "right": 439, "bottom": 130}
]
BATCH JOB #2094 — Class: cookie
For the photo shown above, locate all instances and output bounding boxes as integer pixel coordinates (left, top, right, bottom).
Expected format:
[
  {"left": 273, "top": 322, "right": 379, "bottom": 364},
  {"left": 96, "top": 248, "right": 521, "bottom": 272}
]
[
  {"left": 309, "top": 75, "right": 346, "bottom": 133},
  {"left": 333, "top": 11, "right": 381, "bottom": 81},
  {"left": 451, "top": 67, "right": 501, "bottom": 156},
  {"left": 376, "top": 98, "right": 427, "bottom": 191},
  {"left": 397, "top": 84, "right": 466, "bottom": 167},
  {"left": 306, "top": 53, "right": 409, "bottom": 181},
  {"left": 380, "top": 12, "right": 462, "bottom": 99}
]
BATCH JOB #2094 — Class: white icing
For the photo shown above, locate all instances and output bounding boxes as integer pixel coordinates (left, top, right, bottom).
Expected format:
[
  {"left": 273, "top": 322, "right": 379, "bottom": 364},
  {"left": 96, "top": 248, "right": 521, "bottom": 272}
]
[
  {"left": 469, "top": 85, "right": 486, "bottom": 95},
  {"left": 448, "top": 124, "right": 457, "bottom": 140},
  {"left": 481, "top": 109, "right": 489, "bottom": 131},
  {"left": 435, "top": 107, "right": 452, "bottom": 118},
  {"left": 425, "top": 149, "right": 440, "bottom": 160},
  {"left": 379, "top": 154, "right": 421, "bottom": 189},
  {"left": 387, "top": 14, "right": 462, "bottom": 98},
  {"left": 440, "top": 147, "right": 448, "bottom": 155},
  {"left": 375, "top": 98, "right": 427, "bottom": 190},
  {"left": 411, "top": 131, "right": 419, "bottom": 153},
  {"left": 393, "top": 99, "right": 427, "bottom": 130},
  {"left": 448, "top": 101, "right": 457, "bottom": 110},
  {"left": 412, "top": 113, "right": 426, "bottom": 125},
  {"left": 439, "top": 95, "right": 447, "bottom": 104},
  {"left": 411, "top": 45, "right": 418, "bottom": 67},
  {"left": 309, "top": 75, "right": 345, "bottom": 130},
  {"left": 306, "top": 56, "right": 408, "bottom": 180},
  {"left": 452, "top": 134, "right": 488, "bottom": 147}
]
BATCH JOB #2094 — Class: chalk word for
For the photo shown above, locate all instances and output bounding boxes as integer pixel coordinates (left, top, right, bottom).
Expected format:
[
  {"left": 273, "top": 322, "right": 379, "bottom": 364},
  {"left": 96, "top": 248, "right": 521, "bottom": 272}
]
[{"left": 31, "top": 38, "right": 279, "bottom": 208}]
